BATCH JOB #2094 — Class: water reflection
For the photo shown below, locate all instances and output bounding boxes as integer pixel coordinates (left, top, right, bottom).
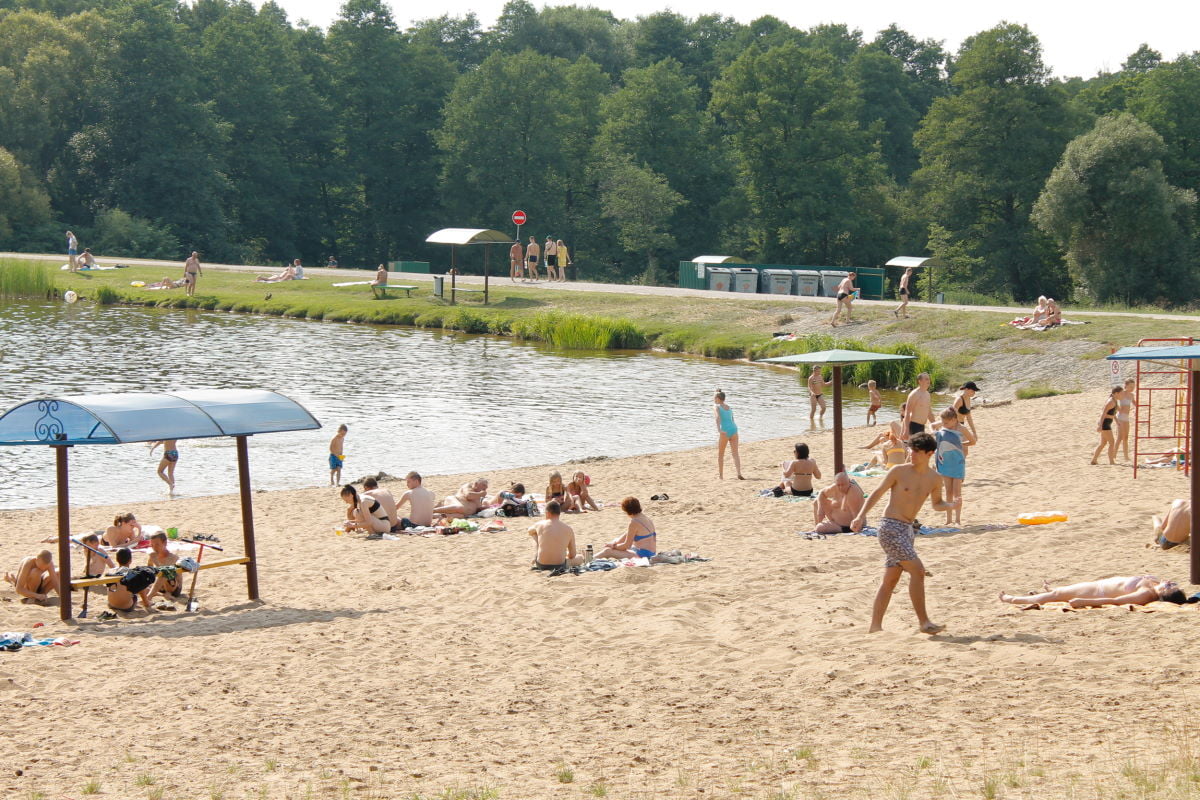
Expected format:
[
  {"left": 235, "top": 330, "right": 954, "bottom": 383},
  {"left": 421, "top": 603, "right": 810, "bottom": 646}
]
[{"left": 0, "top": 301, "right": 902, "bottom": 509}]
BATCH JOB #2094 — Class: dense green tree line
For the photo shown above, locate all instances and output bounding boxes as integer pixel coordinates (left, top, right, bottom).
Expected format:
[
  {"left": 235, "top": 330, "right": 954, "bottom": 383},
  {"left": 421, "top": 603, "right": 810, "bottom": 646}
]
[{"left": 0, "top": 0, "right": 1197, "bottom": 303}]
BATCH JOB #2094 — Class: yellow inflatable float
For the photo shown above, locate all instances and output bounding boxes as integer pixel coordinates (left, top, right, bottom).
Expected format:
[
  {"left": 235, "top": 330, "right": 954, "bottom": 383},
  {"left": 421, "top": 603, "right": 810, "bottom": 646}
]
[{"left": 1018, "top": 511, "right": 1069, "bottom": 525}]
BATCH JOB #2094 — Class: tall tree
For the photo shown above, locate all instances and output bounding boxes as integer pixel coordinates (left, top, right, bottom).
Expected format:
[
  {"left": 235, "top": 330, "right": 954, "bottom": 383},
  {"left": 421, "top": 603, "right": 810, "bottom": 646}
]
[
  {"left": 1126, "top": 53, "right": 1200, "bottom": 201},
  {"left": 1034, "top": 113, "right": 1195, "bottom": 304},
  {"left": 912, "top": 23, "right": 1078, "bottom": 299},
  {"left": 596, "top": 154, "right": 684, "bottom": 283},
  {"left": 0, "top": 146, "right": 51, "bottom": 245},
  {"left": 327, "top": 0, "right": 456, "bottom": 263}
]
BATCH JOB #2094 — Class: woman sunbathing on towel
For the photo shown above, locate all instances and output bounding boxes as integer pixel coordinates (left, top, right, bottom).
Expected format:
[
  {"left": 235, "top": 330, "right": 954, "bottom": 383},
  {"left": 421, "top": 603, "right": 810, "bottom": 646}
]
[
  {"left": 256, "top": 265, "right": 296, "bottom": 283},
  {"left": 999, "top": 575, "right": 1188, "bottom": 608},
  {"left": 103, "top": 512, "right": 143, "bottom": 548},
  {"left": 595, "top": 497, "right": 656, "bottom": 559},
  {"left": 1009, "top": 296, "right": 1048, "bottom": 327},
  {"left": 433, "top": 478, "right": 489, "bottom": 519}
]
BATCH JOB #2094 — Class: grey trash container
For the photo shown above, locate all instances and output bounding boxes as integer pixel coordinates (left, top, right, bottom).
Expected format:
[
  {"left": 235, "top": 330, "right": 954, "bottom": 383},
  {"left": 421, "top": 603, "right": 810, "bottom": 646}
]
[
  {"left": 433, "top": 276, "right": 444, "bottom": 298},
  {"left": 819, "top": 270, "right": 849, "bottom": 297},
  {"left": 707, "top": 267, "right": 733, "bottom": 292},
  {"left": 760, "top": 269, "right": 793, "bottom": 295},
  {"left": 732, "top": 268, "right": 759, "bottom": 293},
  {"left": 792, "top": 270, "right": 821, "bottom": 297},
  {"left": 936, "top": 292, "right": 945, "bottom": 304}
]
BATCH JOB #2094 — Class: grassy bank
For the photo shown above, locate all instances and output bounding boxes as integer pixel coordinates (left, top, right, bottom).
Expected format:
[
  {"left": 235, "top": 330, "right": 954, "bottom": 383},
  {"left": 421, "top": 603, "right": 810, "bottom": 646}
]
[{"left": 9, "top": 257, "right": 1200, "bottom": 389}]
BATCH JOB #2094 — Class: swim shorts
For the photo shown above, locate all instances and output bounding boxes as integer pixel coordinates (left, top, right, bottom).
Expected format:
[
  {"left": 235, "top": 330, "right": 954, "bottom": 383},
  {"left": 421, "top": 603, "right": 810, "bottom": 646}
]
[
  {"left": 1158, "top": 534, "right": 1181, "bottom": 550},
  {"left": 329, "top": 454, "right": 344, "bottom": 470},
  {"left": 547, "top": 255, "right": 558, "bottom": 267},
  {"left": 837, "top": 292, "right": 849, "bottom": 301},
  {"left": 899, "top": 287, "right": 908, "bottom": 296},
  {"left": 908, "top": 422, "right": 925, "bottom": 435},
  {"left": 527, "top": 255, "right": 539, "bottom": 265},
  {"left": 532, "top": 561, "right": 565, "bottom": 571},
  {"left": 790, "top": 488, "right": 813, "bottom": 497},
  {"left": 878, "top": 517, "right": 919, "bottom": 567},
  {"left": 868, "top": 404, "right": 881, "bottom": 415},
  {"left": 164, "top": 450, "right": 179, "bottom": 463}
]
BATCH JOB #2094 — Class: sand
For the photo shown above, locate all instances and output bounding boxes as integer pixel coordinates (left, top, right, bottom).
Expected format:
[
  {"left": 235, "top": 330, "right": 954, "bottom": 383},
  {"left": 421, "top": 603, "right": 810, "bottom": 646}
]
[{"left": 2, "top": 388, "right": 1198, "bottom": 800}]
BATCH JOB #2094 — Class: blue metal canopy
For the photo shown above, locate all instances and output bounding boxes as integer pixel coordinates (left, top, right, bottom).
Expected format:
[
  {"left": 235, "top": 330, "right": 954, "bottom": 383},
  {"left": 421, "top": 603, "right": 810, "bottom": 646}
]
[
  {"left": 759, "top": 349, "right": 915, "bottom": 366},
  {"left": 0, "top": 389, "right": 320, "bottom": 447},
  {"left": 1108, "top": 345, "right": 1200, "bottom": 361}
]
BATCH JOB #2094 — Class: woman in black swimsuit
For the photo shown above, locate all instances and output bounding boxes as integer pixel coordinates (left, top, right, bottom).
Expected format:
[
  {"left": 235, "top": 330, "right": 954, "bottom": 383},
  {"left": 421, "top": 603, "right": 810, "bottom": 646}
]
[
  {"left": 1090, "top": 387, "right": 1121, "bottom": 465},
  {"left": 951, "top": 381, "right": 980, "bottom": 450},
  {"left": 341, "top": 484, "right": 391, "bottom": 534}
]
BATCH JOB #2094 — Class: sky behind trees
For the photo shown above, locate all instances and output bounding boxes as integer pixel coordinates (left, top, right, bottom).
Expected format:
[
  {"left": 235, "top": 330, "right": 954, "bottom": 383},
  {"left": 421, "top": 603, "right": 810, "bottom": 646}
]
[{"left": 269, "top": 0, "right": 1199, "bottom": 78}]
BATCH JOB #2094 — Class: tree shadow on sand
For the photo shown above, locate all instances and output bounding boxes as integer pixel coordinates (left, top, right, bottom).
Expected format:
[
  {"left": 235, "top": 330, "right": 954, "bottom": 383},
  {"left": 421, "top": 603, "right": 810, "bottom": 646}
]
[{"left": 72, "top": 601, "right": 387, "bottom": 639}]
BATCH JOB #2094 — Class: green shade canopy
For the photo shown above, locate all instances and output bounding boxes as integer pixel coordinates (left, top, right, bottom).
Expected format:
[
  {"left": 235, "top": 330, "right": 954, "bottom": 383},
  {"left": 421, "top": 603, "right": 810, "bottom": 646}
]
[{"left": 759, "top": 349, "right": 916, "bottom": 366}]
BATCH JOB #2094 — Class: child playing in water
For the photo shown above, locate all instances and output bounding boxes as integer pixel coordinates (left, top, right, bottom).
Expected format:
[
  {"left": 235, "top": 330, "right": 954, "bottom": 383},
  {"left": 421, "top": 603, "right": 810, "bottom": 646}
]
[
  {"left": 935, "top": 406, "right": 975, "bottom": 526},
  {"left": 329, "top": 424, "right": 347, "bottom": 486},
  {"left": 545, "top": 471, "right": 578, "bottom": 512},
  {"left": 567, "top": 471, "right": 600, "bottom": 512},
  {"left": 866, "top": 380, "right": 882, "bottom": 426},
  {"left": 149, "top": 439, "right": 179, "bottom": 493}
]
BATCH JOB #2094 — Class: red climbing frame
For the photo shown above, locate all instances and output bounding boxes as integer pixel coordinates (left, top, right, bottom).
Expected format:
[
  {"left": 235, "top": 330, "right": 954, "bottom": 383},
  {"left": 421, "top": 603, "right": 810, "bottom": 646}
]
[{"left": 1132, "top": 337, "right": 1193, "bottom": 479}]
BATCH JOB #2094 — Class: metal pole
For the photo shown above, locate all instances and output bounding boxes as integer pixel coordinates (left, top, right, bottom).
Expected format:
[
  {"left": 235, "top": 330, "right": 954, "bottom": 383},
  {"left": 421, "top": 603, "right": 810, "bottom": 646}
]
[
  {"left": 833, "top": 365, "right": 844, "bottom": 474},
  {"left": 483, "top": 244, "right": 490, "bottom": 305},
  {"left": 450, "top": 246, "right": 457, "bottom": 305},
  {"left": 1191, "top": 367, "right": 1199, "bottom": 585},
  {"left": 235, "top": 435, "right": 260, "bottom": 600},
  {"left": 55, "top": 445, "right": 72, "bottom": 621}
]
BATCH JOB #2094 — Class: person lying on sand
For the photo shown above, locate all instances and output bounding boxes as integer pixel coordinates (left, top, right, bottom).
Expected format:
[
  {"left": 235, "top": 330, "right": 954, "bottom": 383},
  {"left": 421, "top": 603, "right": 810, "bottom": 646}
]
[
  {"left": 1151, "top": 499, "right": 1190, "bottom": 550},
  {"left": 595, "top": 497, "right": 657, "bottom": 559},
  {"left": 106, "top": 548, "right": 154, "bottom": 613},
  {"left": 851, "top": 433, "right": 958, "bottom": 634},
  {"left": 103, "top": 512, "right": 142, "bottom": 548},
  {"left": 433, "top": 478, "right": 489, "bottom": 520},
  {"left": 397, "top": 471, "right": 435, "bottom": 528},
  {"left": 4, "top": 550, "right": 59, "bottom": 604},
  {"left": 147, "top": 532, "right": 181, "bottom": 600},
  {"left": 813, "top": 473, "right": 864, "bottom": 534},
  {"left": 1000, "top": 575, "right": 1188, "bottom": 608},
  {"left": 529, "top": 501, "right": 585, "bottom": 571}
]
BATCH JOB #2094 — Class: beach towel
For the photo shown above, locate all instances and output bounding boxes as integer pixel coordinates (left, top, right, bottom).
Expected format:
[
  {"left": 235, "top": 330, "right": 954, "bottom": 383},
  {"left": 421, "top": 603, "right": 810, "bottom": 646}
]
[
  {"left": 1, "top": 632, "right": 80, "bottom": 650},
  {"left": 758, "top": 489, "right": 815, "bottom": 502},
  {"left": 847, "top": 465, "right": 887, "bottom": 478}
]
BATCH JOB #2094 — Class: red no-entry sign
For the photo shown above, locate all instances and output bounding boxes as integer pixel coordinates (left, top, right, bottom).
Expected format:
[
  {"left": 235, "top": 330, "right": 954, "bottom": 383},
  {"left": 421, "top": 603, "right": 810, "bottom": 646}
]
[{"left": 512, "top": 210, "right": 527, "bottom": 225}]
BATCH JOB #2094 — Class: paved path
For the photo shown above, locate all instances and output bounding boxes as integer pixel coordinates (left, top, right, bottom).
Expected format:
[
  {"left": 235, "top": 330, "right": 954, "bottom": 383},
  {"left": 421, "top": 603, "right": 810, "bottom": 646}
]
[{"left": 6, "top": 251, "right": 1200, "bottom": 324}]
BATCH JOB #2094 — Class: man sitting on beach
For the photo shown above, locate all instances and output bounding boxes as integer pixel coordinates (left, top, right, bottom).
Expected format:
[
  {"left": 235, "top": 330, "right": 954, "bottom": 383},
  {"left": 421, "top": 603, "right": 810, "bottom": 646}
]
[
  {"left": 528, "top": 501, "right": 585, "bottom": 571},
  {"left": 396, "top": 471, "right": 435, "bottom": 529},
  {"left": 147, "top": 532, "right": 181, "bottom": 601},
  {"left": 363, "top": 477, "right": 400, "bottom": 530},
  {"left": 813, "top": 473, "right": 865, "bottom": 534},
  {"left": 851, "top": 432, "right": 958, "bottom": 634},
  {"left": 4, "top": 550, "right": 59, "bottom": 604}
]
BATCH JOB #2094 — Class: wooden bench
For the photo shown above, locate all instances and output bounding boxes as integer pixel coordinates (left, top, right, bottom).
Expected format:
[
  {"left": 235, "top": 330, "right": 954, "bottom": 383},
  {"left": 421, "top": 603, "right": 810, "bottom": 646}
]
[
  {"left": 70, "top": 557, "right": 251, "bottom": 590},
  {"left": 372, "top": 284, "right": 417, "bottom": 299}
]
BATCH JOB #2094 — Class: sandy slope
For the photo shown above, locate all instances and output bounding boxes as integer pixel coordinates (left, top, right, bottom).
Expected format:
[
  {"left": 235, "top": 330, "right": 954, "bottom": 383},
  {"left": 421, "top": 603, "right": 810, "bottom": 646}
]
[{"left": 2, "top": 389, "right": 1197, "bottom": 800}]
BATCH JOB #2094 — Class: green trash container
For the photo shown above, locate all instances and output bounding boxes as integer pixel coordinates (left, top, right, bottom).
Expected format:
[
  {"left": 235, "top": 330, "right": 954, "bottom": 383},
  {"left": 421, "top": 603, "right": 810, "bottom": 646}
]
[
  {"left": 678, "top": 260, "right": 708, "bottom": 290},
  {"left": 855, "top": 267, "right": 885, "bottom": 300}
]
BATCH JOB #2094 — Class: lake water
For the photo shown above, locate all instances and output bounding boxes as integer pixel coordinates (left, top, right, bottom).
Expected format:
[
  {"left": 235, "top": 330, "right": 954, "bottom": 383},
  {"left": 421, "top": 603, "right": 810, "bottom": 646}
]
[{"left": 0, "top": 301, "right": 900, "bottom": 509}]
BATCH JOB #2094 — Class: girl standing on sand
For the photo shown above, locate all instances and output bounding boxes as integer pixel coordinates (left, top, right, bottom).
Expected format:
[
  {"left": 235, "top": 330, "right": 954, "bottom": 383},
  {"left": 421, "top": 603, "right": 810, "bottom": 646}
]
[
  {"left": 1116, "top": 378, "right": 1135, "bottom": 461},
  {"left": 1090, "top": 387, "right": 1121, "bottom": 465},
  {"left": 935, "top": 407, "right": 976, "bottom": 525},
  {"left": 713, "top": 389, "right": 744, "bottom": 480}
]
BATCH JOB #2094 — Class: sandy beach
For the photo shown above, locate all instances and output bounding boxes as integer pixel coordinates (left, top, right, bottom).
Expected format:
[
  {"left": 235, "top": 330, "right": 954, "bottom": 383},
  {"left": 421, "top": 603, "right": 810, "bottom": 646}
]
[{"left": 2, "top": 388, "right": 1198, "bottom": 799}]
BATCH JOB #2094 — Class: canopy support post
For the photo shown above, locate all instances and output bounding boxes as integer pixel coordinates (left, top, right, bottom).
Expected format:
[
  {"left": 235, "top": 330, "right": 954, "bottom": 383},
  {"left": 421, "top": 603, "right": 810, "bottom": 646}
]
[
  {"left": 55, "top": 445, "right": 72, "bottom": 621},
  {"left": 483, "top": 245, "right": 490, "bottom": 305},
  {"left": 1192, "top": 367, "right": 1199, "bottom": 585},
  {"left": 832, "top": 366, "right": 844, "bottom": 474},
  {"left": 235, "top": 435, "right": 260, "bottom": 600}
]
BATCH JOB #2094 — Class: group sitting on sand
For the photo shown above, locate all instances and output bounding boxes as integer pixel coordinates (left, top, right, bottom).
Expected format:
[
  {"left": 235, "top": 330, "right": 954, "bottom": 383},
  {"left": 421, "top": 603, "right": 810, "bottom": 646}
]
[{"left": 529, "top": 496, "right": 657, "bottom": 572}]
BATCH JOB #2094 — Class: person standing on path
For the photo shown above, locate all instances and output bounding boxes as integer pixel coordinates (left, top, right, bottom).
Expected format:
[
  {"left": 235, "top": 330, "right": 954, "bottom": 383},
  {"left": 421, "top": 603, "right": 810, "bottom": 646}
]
[
  {"left": 851, "top": 432, "right": 957, "bottom": 634},
  {"left": 66, "top": 230, "right": 78, "bottom": 272},
  {"left": 893, "top": 267, "right": 914, "bottom": 318},
  {"left": 525, "top": 236, "right": 540, "bottom": 281},
  {"left": 901, "top": 373, "right": 935, "bottom": 441},
  {"left": 556, "top": 239, "right": 571, "bottom": 281},
  {"left": 544, "top": 236, "right": 558, "bottom": 280},
  {"left": 713, "top": 389, "right": 745, "bottom": 480},
  {"left": 808, "top": 365, "right": 830, "bottom": 420},
  {"left": 509, "top": 240, "right": 524, "bottom": 281},
  {"left": 1116, "top": 378, "right": 1135, "bottom": 461},
  {"left": 183, "top": 251, "right": 202, "bottom": 297},
  {"left": 830, "top": 271, "right": 856, "bottom": 326}
]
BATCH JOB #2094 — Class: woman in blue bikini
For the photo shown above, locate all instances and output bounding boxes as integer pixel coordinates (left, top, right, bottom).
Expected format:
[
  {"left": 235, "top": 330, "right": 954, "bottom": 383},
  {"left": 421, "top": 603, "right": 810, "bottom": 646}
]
[
  {"left": 596, "top": 497, "right": 657, "bottom": 560},
  {"left": 150, "top": 439, "right": 179, "bottom": 493},
  {"left": 713, "top": 389, "right": 745, "bottom": 480}
]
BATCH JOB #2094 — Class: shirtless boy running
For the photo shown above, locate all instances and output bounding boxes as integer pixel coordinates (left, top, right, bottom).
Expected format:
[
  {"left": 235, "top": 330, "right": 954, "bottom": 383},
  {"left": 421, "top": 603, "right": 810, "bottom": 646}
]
[
  {"left": 851, "top": 432, "right": 959, "bottom": 633},
  {"left": 4, "top": 551, "right": 59, "bottom": 604}
]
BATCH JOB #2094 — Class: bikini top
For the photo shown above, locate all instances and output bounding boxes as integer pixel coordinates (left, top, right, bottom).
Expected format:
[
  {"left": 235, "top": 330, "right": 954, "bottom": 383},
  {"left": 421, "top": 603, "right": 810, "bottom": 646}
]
[
  {"left": 365, "top": 498, "right": 388, "bottom": 520},
  {"left": 633, "top": 518, "right": 656, "bottom": 542}
]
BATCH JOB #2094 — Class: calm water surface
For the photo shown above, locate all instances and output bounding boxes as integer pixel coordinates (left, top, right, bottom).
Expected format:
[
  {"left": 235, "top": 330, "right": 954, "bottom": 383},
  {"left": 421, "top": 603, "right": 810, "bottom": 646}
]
[{"left": 0, "top": 302, "right": 900, "bottom": 509}]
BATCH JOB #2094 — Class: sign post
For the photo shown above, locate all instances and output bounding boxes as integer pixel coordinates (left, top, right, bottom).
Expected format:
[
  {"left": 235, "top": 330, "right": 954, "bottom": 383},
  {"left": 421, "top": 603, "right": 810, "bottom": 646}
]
[{"left": 512, "top": 210, "right": 526, "bottom": 247}]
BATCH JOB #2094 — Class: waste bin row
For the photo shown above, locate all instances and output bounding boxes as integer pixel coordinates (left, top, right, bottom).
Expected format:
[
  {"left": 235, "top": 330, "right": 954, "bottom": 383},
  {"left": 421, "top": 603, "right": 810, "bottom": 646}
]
[{"left": 706, "top": 267, "right": 849, "bottom": 298}]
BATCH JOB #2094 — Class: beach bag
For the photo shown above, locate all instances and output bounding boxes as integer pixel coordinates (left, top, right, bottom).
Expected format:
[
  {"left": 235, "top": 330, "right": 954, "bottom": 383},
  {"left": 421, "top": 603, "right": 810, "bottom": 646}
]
[
  {"left": 119, "top": 566, "right": 157, "bottom": 594},
  {"left": 501, "top": 499, "right": 529, "bottom": 517}
]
